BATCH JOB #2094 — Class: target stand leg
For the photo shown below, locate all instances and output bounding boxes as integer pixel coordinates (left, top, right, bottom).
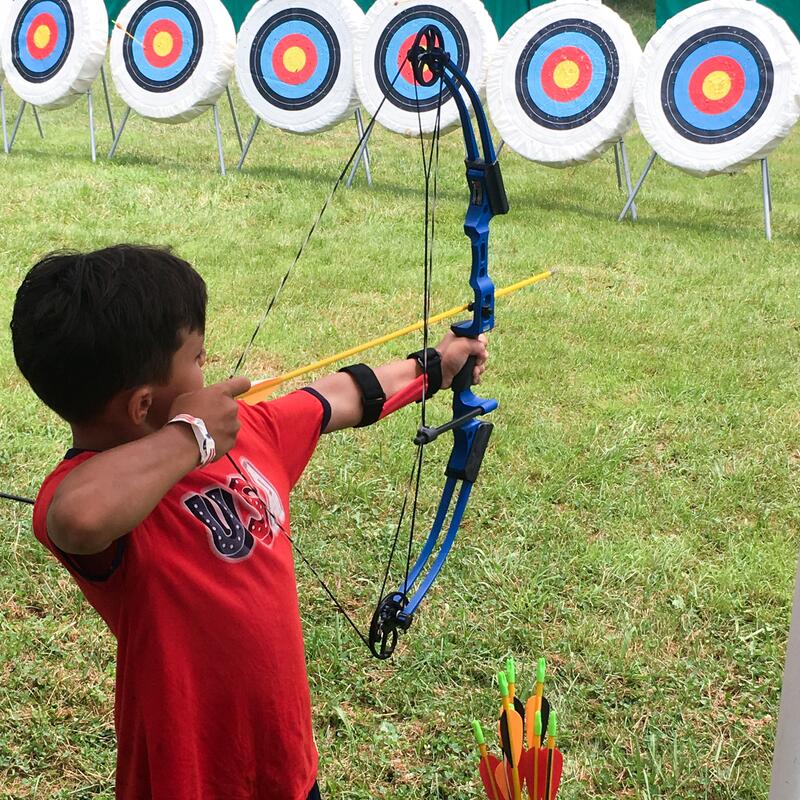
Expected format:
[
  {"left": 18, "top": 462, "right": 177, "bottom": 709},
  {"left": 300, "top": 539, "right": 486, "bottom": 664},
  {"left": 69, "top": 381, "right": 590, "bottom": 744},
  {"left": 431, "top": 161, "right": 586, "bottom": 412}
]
[
  {"left": 8, "top": 101, "right": 29, "bottom": 152},
  {"left": 346, "top": 108, "right": 374, "bottom": 189},
  {"left": 1, "top": 86, "right": 8, "bottom": 154},
  {"left": 618, "top": 139, "right": 638, "bottom": 222},
  {"left": 87, "top": 89, "right": 97, "bottom": 163},
  {"left": 619, "top": 150, "right": 657, "bottom": 223},
  {"left": 761, "top": 158, "right": 773, "bottom": 242},
  {"left": 100, "top": 66, "right": 116, "bottom": 140},
  {"left": 226, "top": 87, "right": 244, "bottom": 153},
  {"left": 212, "top": 104, "right": 226, "bottom": 177},
  {"left": 238, "top": 116, "right": 260, "bottom": 171},
  {"left": 613, "top": 142, "right": 622, "bottom": 190},
  {"left": 497, "top": 139, "right": 506, "bottom": 158},
  {"left": 32, "top": 106, "right": 44, "bottom": 139},
  {"left": 109, "top": 106, "right": 131, "bottom": 159}
]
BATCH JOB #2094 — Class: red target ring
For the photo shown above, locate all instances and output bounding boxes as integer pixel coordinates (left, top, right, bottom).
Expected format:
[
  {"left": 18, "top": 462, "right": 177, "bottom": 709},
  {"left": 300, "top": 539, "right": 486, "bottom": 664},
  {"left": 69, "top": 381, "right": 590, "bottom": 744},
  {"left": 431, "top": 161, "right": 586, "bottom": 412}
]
[
  {"left": 540, "top": 45, "right": 593, "bottom": 102},
  {"left": 272, "top": 33, "right": 318, "bottom": 84},
  {"left": 687, "top": 54, "right": 745, "bottom": 114},
  {"left": 396, "top": 32, "right": 435, "bottom": 86},
  {"left": 143, "top": 19, "right": 184, "bottom": 69},
  {"left": 26, "top": 12, "right": 59, "bottom": 60}
]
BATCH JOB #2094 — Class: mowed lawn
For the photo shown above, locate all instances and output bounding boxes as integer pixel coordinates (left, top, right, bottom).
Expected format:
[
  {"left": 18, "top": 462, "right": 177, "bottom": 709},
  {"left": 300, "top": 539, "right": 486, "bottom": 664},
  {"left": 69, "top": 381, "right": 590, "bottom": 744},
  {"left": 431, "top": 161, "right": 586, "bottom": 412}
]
[{"left": 2, "top": 9, "right": 800, "bottom": 798}]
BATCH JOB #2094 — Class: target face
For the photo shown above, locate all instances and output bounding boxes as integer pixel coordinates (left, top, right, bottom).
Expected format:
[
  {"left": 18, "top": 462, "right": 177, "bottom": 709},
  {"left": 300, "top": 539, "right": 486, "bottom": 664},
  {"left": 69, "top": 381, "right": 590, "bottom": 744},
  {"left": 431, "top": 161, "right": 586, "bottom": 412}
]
[
  {"left": 634, "top": 0, "right": 800, "bottom": 176},
  {"left": 1, "top": 0, "right": 107, "bottom": 108},
  {"left": 355, "top": 0, "right": 498, "bottom": 136},
  {"left": 248, "top": 8, "right": 339, "bottom": 111},
  {"left": 236, "top": 0, "right": 362, "bottom": 134},
  {"left": 110, "top": 0, "right": 235, "bottom": 122},
  {"left": 487, "top": 1, "right": 640, "bottom": 167},
  {"left": 516, "top": 18, "right": 618, "bottom": 130},
  {"left": 11, "top": 0, "right": 74, "bottom": 82},
  {"left": 123, "top": 0, "right": 203, "bottom": 92},
  {"left": 375, "top": 5, "right": 470, "bottom": 113},
  {"left": 661, "top": 27, "right": 772, "bottom": 144}
]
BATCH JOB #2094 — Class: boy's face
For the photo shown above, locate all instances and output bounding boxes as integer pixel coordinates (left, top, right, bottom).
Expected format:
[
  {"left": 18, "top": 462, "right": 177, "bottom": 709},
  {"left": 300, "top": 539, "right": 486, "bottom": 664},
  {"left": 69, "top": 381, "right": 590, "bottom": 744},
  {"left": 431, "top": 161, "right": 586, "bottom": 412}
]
[{"left": 146, "top": 329, "right": 207, "bottom": 428}]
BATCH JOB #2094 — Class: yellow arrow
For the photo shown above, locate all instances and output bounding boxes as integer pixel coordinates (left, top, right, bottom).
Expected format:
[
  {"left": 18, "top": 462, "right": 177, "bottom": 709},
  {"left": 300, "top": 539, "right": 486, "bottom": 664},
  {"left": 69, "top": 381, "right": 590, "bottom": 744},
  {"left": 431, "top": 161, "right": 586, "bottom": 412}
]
[{"left": 239, "top": 269, "right": 555, "bottom": 405}]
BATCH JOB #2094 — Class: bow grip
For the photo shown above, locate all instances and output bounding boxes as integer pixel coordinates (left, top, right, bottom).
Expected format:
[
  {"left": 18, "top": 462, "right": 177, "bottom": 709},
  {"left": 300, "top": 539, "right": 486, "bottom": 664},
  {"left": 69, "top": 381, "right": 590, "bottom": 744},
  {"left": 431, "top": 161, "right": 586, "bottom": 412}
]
[{"left": 450, "top": 322, "right": 477, "bottom": 393}]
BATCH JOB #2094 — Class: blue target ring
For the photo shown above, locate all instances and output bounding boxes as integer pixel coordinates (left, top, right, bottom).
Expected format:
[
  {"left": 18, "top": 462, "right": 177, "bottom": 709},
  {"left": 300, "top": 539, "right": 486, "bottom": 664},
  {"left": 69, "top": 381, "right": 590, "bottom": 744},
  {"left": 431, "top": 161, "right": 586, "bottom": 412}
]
[
  {"left": 515, "top": 18, "right": 619, "bottom": 130},
  {"left": 249, "top": 8, "right": 340, "bottom": 111},
  {"left": 375, "top": 5, "right": 470, "bottom": 113},
  {"left": 661, "top": 27, "right": 773, "bottom": 144},
  {"left": 123, "top": 0, "right": 203, "bottom": 93},
  {"left": 11, "top": 0, "right": 73, "bottom": 83}
]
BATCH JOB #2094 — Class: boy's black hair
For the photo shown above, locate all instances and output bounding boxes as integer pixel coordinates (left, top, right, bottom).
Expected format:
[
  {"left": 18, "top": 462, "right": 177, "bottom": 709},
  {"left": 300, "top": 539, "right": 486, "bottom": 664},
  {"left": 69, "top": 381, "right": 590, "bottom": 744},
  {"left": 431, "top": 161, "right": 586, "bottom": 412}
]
[{"left": 11, "top": 244, "right": 207, "bottom": 424}]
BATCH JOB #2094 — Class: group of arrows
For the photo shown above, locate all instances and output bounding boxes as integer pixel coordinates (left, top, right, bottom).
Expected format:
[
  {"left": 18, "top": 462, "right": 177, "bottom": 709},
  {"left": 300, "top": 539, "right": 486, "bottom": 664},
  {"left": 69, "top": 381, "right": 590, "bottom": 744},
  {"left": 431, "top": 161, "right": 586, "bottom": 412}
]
[{"left": 472, "top": 658, "right": 563, "bottom": 800}]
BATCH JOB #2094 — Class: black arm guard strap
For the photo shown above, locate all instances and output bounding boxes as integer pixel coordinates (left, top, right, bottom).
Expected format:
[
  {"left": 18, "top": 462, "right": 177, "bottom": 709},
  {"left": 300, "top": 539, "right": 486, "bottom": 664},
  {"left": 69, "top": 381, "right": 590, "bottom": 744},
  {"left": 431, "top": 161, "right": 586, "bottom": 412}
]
[{"left": 338, "top": 364, "right": 386, "bottom": 427}]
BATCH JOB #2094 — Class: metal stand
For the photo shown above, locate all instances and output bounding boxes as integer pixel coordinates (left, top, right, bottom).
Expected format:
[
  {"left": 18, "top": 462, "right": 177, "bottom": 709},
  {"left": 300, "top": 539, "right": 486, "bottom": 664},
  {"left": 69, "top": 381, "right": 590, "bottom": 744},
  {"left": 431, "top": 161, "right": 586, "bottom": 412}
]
[
  {"left": 226, "top": 86, "right": 243, "bottom": 153},
  {"left": 616, "top": 138, "right": 637, "bottom": 221},
  {"left": 1, "top": 85, "right": 7, "bottom": 154},
  {"left": 212, "top": 103, "right": 226, "bottom": 176},
  {"left": 618, "top": 150, "right": 657, "bottom": 222},
  {"left": 100, "top": 65, "right": 115, "bottom": 140},
  {"left": 620, "top": 151, "right": 774, "bottom": 239},
  {"left": 762, "top": 157, "right": 773, "bottom": 242},
  {"left": 769, "top": 550, "right": 800, "bottom": 799},
  {"left": 87, "top": 88, "right": 97, "bottom": 162},
  {"left": 109, "top": 103, "right": 229, "bottom": 174},
  {"left": 345, "top": 107, "right": 373, "bottom": 188},
  {"left": 237, "top": 116, "right": 260, "bottom": 170}
]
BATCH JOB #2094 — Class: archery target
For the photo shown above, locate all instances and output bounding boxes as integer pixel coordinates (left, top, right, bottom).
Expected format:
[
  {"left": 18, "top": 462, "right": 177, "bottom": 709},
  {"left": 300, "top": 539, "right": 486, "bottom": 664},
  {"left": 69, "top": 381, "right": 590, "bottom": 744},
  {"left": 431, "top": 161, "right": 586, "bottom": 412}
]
[
  {"left": 110, "top": 0, "right": 236, "bottom": 123},
  {"left": 355, "top": 0, "right": 498, "bottom": 136},
  {"left": 487, "top": 0, "right": 641, "bottom": 167},
  {"left": 235, "top": 0, "right": 364, "bottom": 134},
  {"left": 635, "top": 0, "right": 800, "bottom": 176},
  {"left": 0, "top": 0, "right": 107, "bottom": 109}
]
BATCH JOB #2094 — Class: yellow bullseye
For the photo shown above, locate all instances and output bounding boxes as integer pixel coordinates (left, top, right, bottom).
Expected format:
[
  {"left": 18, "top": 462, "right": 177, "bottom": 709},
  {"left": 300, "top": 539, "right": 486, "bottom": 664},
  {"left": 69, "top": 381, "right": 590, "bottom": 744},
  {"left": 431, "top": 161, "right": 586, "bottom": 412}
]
[
  {"left": 283, "top": 45, "right": 307, "bottom": 74},
  {"left": 702, "top": 70, "right": 732, "bottom": 101},
  {"left": 33, "top": 24, "right": 51, "bottom": 49},
  {"left": 153, "top": 30, "right": 174, "bottom": 57},
  {"left": 553, "top": 59, "right": 580, "bottom": 90}
]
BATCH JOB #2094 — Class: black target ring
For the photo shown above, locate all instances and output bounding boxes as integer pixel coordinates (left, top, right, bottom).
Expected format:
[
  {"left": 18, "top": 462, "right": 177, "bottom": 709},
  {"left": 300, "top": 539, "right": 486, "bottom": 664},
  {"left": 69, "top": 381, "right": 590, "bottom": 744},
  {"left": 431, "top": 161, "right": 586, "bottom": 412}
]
[
  {"left": 660, "top": 26, "right": 773, "bottom": 144},
  {"left": 249, "top": 7, "right": 340, "bottom": 112},
  {"left": 122, "top": 0, "right": 204, "bottom": 93},
  {"left": 515, "top": 18, "right": 619, "bottom": 131},
  {"left": 374, "top": 4, "right": 470, "bottom": 113}
]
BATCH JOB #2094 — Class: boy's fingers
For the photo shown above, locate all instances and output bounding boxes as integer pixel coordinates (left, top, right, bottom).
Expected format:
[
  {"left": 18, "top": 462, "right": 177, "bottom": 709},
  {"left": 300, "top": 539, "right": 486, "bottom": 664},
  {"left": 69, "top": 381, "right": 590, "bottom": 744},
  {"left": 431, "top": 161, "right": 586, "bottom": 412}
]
[{"left": 219, "top": 377, "right": 252, "bottom": 398}]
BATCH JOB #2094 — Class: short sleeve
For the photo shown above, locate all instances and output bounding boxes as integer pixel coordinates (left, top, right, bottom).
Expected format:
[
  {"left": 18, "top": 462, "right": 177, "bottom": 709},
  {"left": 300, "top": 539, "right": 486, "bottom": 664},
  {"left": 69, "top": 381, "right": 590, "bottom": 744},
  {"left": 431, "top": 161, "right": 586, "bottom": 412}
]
[{"left": 241, "top": 389, "right": 329, "bottom": 488}]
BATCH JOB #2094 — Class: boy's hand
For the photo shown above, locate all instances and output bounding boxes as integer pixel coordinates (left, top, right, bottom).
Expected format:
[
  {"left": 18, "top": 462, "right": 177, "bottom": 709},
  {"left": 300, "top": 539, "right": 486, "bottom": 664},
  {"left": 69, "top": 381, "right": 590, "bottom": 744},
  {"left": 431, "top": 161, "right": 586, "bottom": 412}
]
[
  {"left": 435, "top": 332, "right": 489, "bottom": 389},
  {"left": 168, "top": 377, "right": 251, "bottom": 460}
]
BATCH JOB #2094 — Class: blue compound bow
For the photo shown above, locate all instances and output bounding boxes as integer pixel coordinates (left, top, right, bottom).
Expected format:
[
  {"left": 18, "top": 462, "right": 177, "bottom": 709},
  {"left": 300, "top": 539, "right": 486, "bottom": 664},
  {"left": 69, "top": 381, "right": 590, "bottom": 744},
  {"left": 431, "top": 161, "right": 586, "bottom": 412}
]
[{"left": 366, "top": 25, "right": 509, "bottom": 658}]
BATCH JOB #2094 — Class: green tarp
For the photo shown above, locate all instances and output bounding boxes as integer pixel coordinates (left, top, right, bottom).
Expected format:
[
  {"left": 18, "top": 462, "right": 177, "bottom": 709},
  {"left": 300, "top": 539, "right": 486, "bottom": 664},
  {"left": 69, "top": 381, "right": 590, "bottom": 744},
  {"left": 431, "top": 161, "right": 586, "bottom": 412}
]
[
  {"left": 105, "top": 0, "right": 537, "bottom": 35},
  {"left": 656, "top": 0, "right": 800, "bottom": 39}
]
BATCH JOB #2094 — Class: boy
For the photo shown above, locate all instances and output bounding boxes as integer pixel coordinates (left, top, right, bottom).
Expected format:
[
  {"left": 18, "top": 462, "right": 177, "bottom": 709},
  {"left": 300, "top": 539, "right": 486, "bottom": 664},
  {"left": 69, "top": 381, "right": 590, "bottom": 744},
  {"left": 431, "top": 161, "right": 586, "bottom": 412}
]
[{"left": 10, "top": 244, "right": 488, "bottom": 799}]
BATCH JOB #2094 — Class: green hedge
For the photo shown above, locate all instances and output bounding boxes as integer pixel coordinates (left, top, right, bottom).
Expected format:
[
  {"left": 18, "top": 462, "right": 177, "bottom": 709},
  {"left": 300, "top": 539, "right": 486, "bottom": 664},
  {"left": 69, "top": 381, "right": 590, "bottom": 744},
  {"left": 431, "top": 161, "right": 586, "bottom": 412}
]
[{"left": 656, "top": 0, "right": 800, "bottom": 38}]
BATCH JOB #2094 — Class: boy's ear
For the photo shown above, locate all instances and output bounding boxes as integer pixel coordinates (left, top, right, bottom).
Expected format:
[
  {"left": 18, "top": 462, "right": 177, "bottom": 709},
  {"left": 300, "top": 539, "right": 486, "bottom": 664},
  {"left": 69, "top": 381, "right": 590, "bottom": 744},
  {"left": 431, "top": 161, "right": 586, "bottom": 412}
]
[{"left": 127, "top": 386, "right": 154, "bottom": 426}]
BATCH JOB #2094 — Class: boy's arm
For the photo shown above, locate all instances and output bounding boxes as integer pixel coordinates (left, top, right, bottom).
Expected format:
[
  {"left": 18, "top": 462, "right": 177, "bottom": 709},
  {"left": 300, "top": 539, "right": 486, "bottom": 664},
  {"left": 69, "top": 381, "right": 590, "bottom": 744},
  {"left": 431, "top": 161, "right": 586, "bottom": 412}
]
[
  {"left": 311, "top": 332, "right": 488, "bottom": 433},
  {"left": 47, "top": 377, "right": 250, "bottom": 556}
]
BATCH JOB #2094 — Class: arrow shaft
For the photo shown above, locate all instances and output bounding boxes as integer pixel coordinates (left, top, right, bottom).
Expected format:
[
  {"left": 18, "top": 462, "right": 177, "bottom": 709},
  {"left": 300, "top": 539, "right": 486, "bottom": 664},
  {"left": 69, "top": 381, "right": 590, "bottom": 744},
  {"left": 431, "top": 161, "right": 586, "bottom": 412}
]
[{"left": 240, "top": 270, "right": 553, "bottom": 405}]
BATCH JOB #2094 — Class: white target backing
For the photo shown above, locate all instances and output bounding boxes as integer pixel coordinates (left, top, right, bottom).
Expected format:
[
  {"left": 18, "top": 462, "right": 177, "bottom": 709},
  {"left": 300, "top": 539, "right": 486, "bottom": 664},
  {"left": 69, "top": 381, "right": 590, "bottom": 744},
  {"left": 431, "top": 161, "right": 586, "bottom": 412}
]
[
  {"left": 1, "top": 0, "right": 107, "bottom": 109},
  {"left": 487, "top": 0, "right": 641, "bottom": 167},
  {"left": 634, "top": 0, "right": 800, "bottom": 176},
  {"left": 110, "top": 0, "right": 236, "bottom": 123},
  {"left": 236, "top": 0, "right": 364, "bottom": 134},
  {"left": 355, "top": 0, "right": 498, "bottom": 136}
]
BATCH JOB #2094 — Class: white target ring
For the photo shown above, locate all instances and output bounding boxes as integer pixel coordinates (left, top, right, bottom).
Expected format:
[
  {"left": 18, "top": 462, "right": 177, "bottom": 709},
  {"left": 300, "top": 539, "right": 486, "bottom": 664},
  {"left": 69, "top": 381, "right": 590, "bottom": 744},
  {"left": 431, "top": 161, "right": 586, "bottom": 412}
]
[
  {"left": 110, "top": 0, "right": 236, "bottom": 123},
  {"left": 1, "top": 0, "right": 107, "bottom": 109},
  {"left": 487, "top": 0, "right": 641, "bottom": 167},
  {"left": 355, "top": 0, "right": 498, "bottom": 136},
  {"left": 634, "top": 0, "right": 800, "bottom": 176},
  {"left": 236, "top": 0, "right": 364, "bottom": 134}
]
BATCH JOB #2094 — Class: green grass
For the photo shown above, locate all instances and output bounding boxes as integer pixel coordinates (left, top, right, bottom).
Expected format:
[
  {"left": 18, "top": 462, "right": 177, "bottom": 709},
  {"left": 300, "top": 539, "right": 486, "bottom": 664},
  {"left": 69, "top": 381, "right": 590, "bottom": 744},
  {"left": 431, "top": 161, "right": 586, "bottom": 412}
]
[{"left": 2, "top": 29, "right": 800, "bottom": 800}]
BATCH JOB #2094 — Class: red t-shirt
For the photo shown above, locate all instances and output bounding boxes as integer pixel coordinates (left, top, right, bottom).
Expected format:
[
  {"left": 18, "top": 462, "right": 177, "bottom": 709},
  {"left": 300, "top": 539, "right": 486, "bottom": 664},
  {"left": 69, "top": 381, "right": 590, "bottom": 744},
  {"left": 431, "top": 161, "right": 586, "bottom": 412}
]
[{"left": 32, "top": 391, "right": 329, "bottom": 800}]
